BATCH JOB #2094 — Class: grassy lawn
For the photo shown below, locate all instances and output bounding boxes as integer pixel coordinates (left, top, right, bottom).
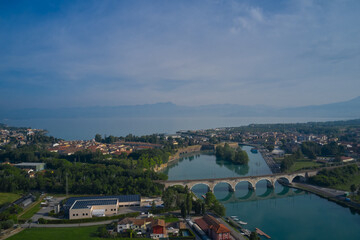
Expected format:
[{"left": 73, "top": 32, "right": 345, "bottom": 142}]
[
  {"left": 332, "top": 174, "right": 360, "bottom": 191},
  {"left": 8, "top": 226, "right": 152, "bottom": 240},
  {"left": 288, "top": 161, "right": 322, "bottom": 172},
  {"left": 18, "top": 202, "right": 41, "bottom": 220},
  {"left": 0, "top": 192, "right": 21, "bottom": 205},
  {"left": 9, "top": 226, "right": 102, "bottom": 240},
  {"left": 156, "top": 215, "right": 179, "bottom": 223},
  {"left": 163, "top": 216, "right": 179, "bottom": 223}
]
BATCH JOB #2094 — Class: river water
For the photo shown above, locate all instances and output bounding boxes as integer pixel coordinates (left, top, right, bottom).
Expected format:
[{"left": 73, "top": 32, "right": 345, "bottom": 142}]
[{"left": 163, "top": 146, "right": 360, "bottom": 240}]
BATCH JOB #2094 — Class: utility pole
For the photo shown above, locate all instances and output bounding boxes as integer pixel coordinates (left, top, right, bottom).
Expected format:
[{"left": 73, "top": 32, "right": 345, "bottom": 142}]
[{"left": 66, "top": 172, "right": 69, "bottom": 196}]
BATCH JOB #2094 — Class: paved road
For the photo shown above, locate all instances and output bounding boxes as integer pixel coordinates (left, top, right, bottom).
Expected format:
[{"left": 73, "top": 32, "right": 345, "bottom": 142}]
[
  {"left": 291, "top": 182, "right": 346, "bottom": 198},
  {"left": 291, "top": 182, "right": 360, "bottom": 209}
]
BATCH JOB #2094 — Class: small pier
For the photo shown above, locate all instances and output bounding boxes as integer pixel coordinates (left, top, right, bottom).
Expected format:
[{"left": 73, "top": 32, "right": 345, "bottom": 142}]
[{"left": 256, "top": 228, "right": 271, "bottom": 239}]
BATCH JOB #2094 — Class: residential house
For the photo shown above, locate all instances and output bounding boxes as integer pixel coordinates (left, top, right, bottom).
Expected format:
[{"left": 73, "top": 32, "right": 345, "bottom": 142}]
[
  {"left": 195, "top": 215, "right": 231, "bottom": 240},
  {"left": 151, "top": 219, "right": 167, "bottom": 239}
]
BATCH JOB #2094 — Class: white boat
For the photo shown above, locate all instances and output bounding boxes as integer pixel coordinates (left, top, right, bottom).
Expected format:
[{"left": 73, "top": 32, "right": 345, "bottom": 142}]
[
  {"left": 230, "top": 216, "right": 237, "bottom": 218},
  {"left": 238, "top": 221, "right": 248, "bottom": 225}
]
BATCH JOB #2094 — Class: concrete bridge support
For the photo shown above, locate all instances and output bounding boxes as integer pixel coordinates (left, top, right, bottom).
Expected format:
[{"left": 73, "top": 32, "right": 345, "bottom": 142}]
[{"left": 248, "top": 182, "right": 256, "bottom": 190}]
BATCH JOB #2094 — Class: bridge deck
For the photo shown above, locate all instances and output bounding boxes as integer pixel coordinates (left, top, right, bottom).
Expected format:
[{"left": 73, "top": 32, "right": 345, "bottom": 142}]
[{"left": 156, "top": 171, "right": 312, "bottom": 183}]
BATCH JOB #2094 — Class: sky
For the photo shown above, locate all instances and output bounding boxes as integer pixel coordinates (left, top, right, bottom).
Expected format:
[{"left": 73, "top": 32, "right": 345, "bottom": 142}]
[{"left": 0, "top": 0, "right": 359, "bottom": 109}]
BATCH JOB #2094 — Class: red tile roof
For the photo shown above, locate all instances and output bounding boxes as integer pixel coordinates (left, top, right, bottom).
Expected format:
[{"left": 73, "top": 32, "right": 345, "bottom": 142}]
[
  {"left": 195, "top": 218, "right": 210, "bottom": 232},
  {"left": 198, "top": 215, "right": 230, "bottom": 234},
  {"left": 210, "top": 223, "right": 230, "bottom": 234}
]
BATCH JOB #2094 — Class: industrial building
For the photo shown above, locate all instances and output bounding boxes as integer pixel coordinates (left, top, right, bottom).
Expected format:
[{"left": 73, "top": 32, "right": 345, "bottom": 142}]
[
  {"left": 14, "top": 162, "right": 45, "bottom": 172},
  {"left": 64, "top": 195, "right": 141, "bottom": 219}
]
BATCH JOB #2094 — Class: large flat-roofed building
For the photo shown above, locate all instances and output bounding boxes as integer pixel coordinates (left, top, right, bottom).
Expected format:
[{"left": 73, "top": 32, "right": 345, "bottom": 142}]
[
  {"left": 14, "top": 162, "right": 45, "bottom": 172},
  {"left": 64, "top": 195, "right": 141, "bottom": 219}
]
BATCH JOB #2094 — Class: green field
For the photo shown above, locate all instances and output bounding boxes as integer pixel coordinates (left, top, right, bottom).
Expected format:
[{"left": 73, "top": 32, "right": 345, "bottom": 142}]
[
  {"left": 288, "top": 161, "right": 322, "bottom": 172},
  {"left": 8, "top": 225, "right": 117, "bottom": 240},
  {"left": 19, "top": 202, "right": 41, "bottom": 220},
  {"left": 0, "top": 192, "right": 21, "bottom": 205},
  {"left": 158, "top": 216, "right": 179, "bottom": 223},
  {"left": 333, "top": 174, "right": 360, "bottom": 192}
]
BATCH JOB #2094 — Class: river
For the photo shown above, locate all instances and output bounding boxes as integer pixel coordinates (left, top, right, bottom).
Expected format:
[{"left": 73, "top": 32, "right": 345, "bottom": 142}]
[{"left": 162, "top": 146, "right": 360, "bottom": 240}]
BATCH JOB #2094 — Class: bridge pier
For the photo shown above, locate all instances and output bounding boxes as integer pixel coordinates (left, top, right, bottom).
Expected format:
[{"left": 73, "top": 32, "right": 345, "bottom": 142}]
[{"left": 248, "top": 182, "right": 255, "bottom": 190}]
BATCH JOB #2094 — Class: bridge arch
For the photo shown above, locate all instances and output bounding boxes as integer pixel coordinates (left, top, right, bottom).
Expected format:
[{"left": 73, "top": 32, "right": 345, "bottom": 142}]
[
  {"left": 255, "top": 178, "right": 274, "bottom": 189},
  {"left": 291, "top": 175, "right": 306, "bottom": 183},
  {"left": 276, "top": 176, "right": 291, "bottom": 185},
  {"left": 213, "top": 181, "right": 235, "bottom": 192},
  {"left": 234, "top": 180, "right": 255, "bottom": 190},
  {"left": 189, "top": 182, "right": 212, "bottom": 192}
]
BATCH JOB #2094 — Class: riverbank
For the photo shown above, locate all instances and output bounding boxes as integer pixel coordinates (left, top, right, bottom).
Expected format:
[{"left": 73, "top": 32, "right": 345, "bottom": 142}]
[
  {"left": 258, "top": 147, "right": 281, "bottom": 174},
  {"left": 239, "top": 143, "right": 280, "bottom": 174},
  {"left": 155, "top": 142, "right": 241, "bottom": 172},
  {"left": 154, "top": 145, "right": 202, "bottom": 172},
  {"left": 290, "top": 182, "right": 360, "bottom": 213}
]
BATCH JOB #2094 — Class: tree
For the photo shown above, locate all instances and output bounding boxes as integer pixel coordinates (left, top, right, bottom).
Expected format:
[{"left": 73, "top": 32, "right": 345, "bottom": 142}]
[
  {"left": 280, "top": 156, "right": 294, "bottom": 172},
  {"left": 95, "top": 134, "right": 102, "bottom": 142},
  {"left": 127, "top": 229, "right": 135, "bottom": 239},
  {"left": 201, "top": 202, "right": 206, "bottom": 215},
  {"left": 194, "top": 199, "right": 202, "bottom": 214},
  {"left": 97, "top": 226, "right": 110, "bottom": 238},
  {"left": 181, "top": 203, "right": 187, "bottom": 218},
  {"left": 212, "top": 201, "right": 226, "bottom": 216},
  {"left": 186, "top": 193, "right": 192, "bottom": 215},
  {"left": 351, "top": 184, "right": 357, "bottom": 193},
  {"left": 1, "top": 220, "right": 14, "bottom": 229},
  {"left": 205, "top": 192, "right": 216, "bottom": 205},
  {"left": 249, "top": 231, "right": 260, "bottom": 240}
]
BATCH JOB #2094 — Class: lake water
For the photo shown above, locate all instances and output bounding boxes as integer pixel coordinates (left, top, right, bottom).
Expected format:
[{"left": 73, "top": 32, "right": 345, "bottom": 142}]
[
  {"left": 163, "top": 146, "right": 360, "bottom": 240},
  {"left": 2, "top": 116, "right": 343, "bottom": 140}
]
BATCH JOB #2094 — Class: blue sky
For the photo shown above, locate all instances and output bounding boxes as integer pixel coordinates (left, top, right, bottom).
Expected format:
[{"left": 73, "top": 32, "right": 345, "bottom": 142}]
[{"left": 0, "top": 0, "right": 359, "bottom": 109}]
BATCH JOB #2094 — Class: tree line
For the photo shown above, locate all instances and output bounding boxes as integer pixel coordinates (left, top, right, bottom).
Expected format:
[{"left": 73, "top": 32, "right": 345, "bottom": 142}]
[{"left": 0, "top": 159, "right": 167, "bottom": 196}]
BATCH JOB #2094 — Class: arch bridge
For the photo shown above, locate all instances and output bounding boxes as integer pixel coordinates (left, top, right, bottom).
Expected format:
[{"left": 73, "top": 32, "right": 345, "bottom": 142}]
[{"left": 156, "top": 170, "right": 318, "bottom": 192}]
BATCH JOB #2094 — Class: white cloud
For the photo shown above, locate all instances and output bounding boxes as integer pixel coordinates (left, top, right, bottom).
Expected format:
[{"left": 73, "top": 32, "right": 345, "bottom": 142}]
[{"left": 0, "top": 0, "right": 359, "bottom": 108}]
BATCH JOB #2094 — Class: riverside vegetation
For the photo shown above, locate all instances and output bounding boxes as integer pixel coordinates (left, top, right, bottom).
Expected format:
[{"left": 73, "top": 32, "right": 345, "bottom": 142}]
[
  {"left": 161, "top": 185, "right": 225, "bottom": 217},
  {"left": 215, "top": 143, "right": 249, "bottom": 165}
]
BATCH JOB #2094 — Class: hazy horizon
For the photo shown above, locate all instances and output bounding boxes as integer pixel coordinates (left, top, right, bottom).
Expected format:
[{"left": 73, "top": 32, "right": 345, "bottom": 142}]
[{"left": 1, "top": 0, "right": 360, "bottom": 109}]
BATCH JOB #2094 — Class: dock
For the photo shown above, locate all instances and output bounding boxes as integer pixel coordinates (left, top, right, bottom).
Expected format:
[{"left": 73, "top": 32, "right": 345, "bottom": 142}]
[
  {"left": 226, "top": 217, "right": 251, "bottom": 237},
  {"left": 256, "top": 228, "right": 271, "bottom": 239}
]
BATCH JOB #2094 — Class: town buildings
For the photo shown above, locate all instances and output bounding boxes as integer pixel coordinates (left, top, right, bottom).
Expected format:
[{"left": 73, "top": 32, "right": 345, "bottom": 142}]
[{"left": 117, "top": 217, "right": 189, "bottom": 239}]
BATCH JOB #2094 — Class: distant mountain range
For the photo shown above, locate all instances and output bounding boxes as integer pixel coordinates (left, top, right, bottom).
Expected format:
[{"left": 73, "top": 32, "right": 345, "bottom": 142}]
[{"left": 1, "top": 96, "right": 360, "bottom": 120}]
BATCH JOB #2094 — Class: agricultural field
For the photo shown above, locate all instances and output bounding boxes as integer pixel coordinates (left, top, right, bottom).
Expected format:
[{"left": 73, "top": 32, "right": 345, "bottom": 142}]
[
  {"left": 0, "top": 192, "right": 21, "bottom": 206},
  {"left": 8, "top": 225, "right": 115, "bottom": 240}
]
